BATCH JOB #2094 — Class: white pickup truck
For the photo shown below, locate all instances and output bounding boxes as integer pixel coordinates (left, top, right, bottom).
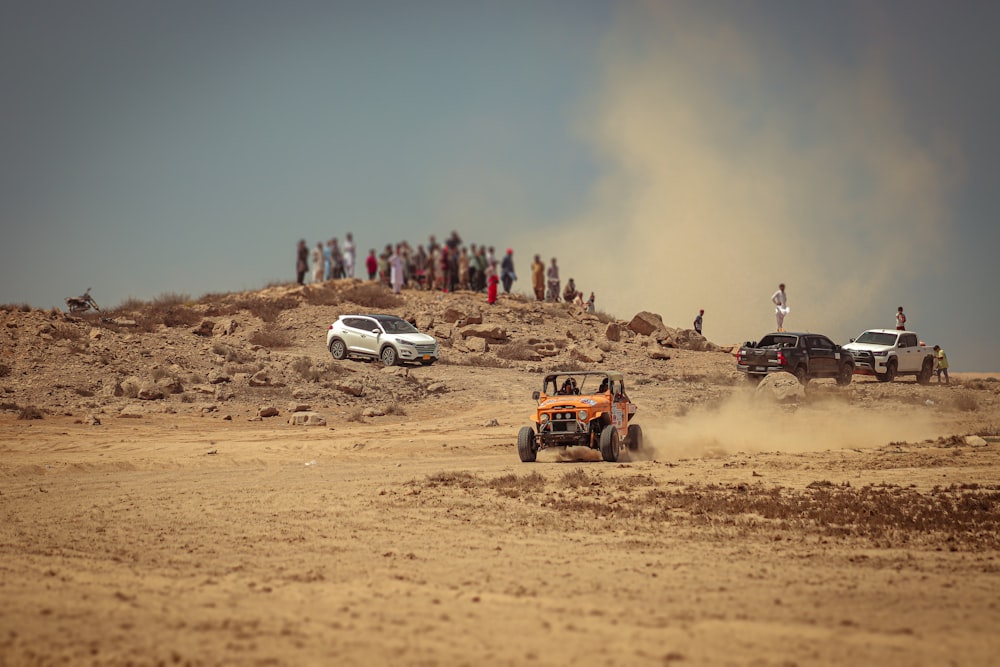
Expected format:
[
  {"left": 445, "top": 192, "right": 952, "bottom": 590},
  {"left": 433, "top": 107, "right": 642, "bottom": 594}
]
[{"left": 842, "top": 329, "right": 935, "bottom": 384}]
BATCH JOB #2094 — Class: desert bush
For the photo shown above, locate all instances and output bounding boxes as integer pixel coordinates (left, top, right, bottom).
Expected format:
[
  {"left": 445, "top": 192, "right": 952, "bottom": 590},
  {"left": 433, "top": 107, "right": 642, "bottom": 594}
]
[
  {"left": 488, "top": 471, "right": 545, "bottom": 497},
  {"left": 122, "top": 382, "right": 140, "bottom": 399},
  {"left": 341, "top": 283, "right": 402, "bottom": 309},
  {"left": 423, "top": 471, "right": 479, "bottom": 489},
  {"left": 0, "top": 401, "right": 20, "bottom": 411},
  {"left": 249, "top": 325, "right": 294, "bottom": 349},
  {"left": 234, "top": 296, "right": 299, "bottom": 323},
  {"left": 593, "top": 310, "right": 615, "bottom": 324},
  {"left": 384, "top": 402, "right": 407, "bottom": 416},
  {"left": 150, "top": 367, "right": 174, "bottom": 382},
  {"left": 0, "top": 364, "right": 10, "bottom": 378},
  {"left": 290, "top": 356, "right": 323, "bottom": 382},
  {"left": 495, "top": 341, "right": 539, "bottom": 361},
  {"left": 951, "top": 391, "right": 979, "bottom": 412},
  {"left": 560, "top": 468, "right": 591, "bottom": 488},
  {"left": 73, "top": 387, "right": 94, "bottom": 397},
  {"left": 152, "top": 292, "right": 191, "bottom": 307},
  {"left": 344, "top": 407, "right": 365, "bottom": 423},
  {"left": 49, "top": 326, "right": 83, "bottom": 342},
  {"left": 303, "top": 285, "right": 341, "bottom": 306},
  {"left": 211, "top": 342, "right": 252, "bottom": 364},
  {"left": 179, "top": 392, "right": 196, "bottom": 403},
  {"left": 18, "top": 405, "right": 44, "bottom": 420}
]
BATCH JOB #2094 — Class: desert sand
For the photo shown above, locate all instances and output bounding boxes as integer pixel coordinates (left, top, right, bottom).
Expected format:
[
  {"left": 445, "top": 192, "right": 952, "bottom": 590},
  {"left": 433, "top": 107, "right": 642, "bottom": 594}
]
[{"left": 1, "top": 284, "right": 998, "bottom": 666}]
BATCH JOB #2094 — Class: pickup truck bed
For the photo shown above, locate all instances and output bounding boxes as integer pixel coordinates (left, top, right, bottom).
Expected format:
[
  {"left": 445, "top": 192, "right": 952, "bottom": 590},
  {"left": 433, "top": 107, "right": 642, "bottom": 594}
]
[{"left": 737, "top": 332, "right": 854, "bottom": 385}]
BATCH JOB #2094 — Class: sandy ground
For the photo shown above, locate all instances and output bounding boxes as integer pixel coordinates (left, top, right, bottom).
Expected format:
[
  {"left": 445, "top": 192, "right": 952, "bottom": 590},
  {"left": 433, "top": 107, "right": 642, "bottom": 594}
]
[{"left": 2, "top": 371, "right": 999, "bottom": 667}]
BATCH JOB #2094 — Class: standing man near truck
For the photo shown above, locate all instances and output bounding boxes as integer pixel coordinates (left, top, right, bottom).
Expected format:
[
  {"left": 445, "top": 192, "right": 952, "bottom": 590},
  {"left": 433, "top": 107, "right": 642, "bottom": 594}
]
[{"left": 771, "top": 283, "right": 789, "bottom": 331}]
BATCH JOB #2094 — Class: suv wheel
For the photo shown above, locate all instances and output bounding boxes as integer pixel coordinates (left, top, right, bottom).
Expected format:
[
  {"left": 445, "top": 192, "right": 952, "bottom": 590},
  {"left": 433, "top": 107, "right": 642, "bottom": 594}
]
[
  {"left": 380, "top": 345, "right": 399, "bottom": 367},
  {"left": 599, "top": 426, "right": 620, "bottom": 462},
  {"left": 836, "top": 363, "right": 853, "bottom": 386},
  {"left": 517, "top": 426, "right": 537, "bottom": 462},
  {"left": 793, "top": 365, "right": 809, "bottom": 385},
  {"left": 917, "top": 358, "right": 933, "bottom": 385},
  {"left": 328, "top": 337, "right": 347, "bottom": 361}
]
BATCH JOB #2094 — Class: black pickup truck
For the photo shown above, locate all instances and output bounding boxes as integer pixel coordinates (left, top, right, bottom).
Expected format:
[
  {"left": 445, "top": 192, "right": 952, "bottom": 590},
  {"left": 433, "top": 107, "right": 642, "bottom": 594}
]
[{"left": 737, "top": 332, "right": 854, "bottom": 385}]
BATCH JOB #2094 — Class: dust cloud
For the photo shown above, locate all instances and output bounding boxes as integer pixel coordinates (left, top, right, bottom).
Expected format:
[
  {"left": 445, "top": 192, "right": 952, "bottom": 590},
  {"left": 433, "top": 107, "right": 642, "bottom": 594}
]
[
  {"left": 515, "top": 2, "right": 954, "bottom": 345},
  {"left": 640, "top": 392, "right": 937, "bottom": 461}
]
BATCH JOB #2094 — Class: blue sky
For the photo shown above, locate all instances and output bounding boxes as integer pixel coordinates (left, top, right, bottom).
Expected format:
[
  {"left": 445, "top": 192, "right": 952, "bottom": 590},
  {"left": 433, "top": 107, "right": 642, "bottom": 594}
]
[{"left": 2, "top": 1, "right": 998, "bottom": 370}]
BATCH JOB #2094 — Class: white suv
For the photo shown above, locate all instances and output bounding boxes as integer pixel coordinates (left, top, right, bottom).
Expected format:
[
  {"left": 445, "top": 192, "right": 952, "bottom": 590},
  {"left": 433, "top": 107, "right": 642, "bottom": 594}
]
[
  {"left": 326, "top": 314, "right": 439, "bottom": 367},
  {"left": 843, "top": 329, "right": 935, "bottom": 384}
]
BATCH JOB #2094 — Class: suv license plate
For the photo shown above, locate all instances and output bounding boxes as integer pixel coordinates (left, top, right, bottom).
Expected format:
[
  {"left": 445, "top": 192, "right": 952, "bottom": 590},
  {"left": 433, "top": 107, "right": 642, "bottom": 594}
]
[
  {"left": 752, "top": 366, "right": 765, "bottom": 372},
  {"left": 422, "top": 355, "right": 431, "bottom": 360}
]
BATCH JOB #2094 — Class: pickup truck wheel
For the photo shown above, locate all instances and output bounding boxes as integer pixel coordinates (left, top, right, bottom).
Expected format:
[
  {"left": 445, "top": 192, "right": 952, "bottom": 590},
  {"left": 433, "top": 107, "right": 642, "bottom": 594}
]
[
  {"left": 877, "top": 360, "right": 897, "bottom": 383},
  {"left": 599, "top": 426, "right": 620, "bottom": 462},
  {"left": 517, "top": 426, "right": 537, "bottom": 462},
  {"left": 793, "top": 365, "right": 809, "bottom": 385},
  {"left": 380, "top": 345, "right": 399, "bottom": 367},
  {"left": 626, "top": 424, "right": 643, "bottom": 452},
  {"left": 328, "top": 337, "right": 347, "bottom": 360},
  {"left": 917, "top": 357, "right": 933, "bottom": 385},
  {"left": 836, "top": 363, "right": 853, "bottom": 386}
]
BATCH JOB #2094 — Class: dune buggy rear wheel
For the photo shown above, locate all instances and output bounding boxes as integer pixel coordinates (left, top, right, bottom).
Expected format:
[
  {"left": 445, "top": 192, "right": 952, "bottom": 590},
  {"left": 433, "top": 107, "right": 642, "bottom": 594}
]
[
  {"left": 626, "top": 424, "right": 643, "bottom": 452},
  {"left": 517, "top": 426, "right": 537, "bottom": 463},
  {"left": 599, "top": 426, "right": 620, "bottom": 462}
]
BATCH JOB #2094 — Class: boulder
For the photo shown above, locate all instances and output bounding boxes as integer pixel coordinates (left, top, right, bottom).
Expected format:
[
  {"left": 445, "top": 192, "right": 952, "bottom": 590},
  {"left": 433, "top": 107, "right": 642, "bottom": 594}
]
[
  {"left": 214, "top": 384, "right": 235, "bottom": 402},
  {"left": 458, "top": 313, "right": 483, "bottom": 326},
  {"left": 212, "top": 319, "right": 238, "bottom": 336},
  {"left": 249, "top": 370, "right": 271, "bottom": 387},
  {"left": 460, "top": 326, "right": 508, "bottom": 342},
  {"left": 102, "top": 380, "right": 124, "bottom": 398},
  {"left": 258, "top": 406, "right": 279, "bottom": 418},
  {"left": 288, "top": 411, "right": 327, "bottom": 426},
  {"left": 466, "top": 336, "right": 489, "bottom": 353},
  {"left": 645, "top": 343, "right": 672, "bottom": 361},
  {"left": 156, "top": 377, "right": 184, "bottom": 395},
  {"left": 288, "top": 402, "right": 312, "bottom": 413},
  {"left": 191, "top": 320, "right": 215, "bottom": 337},
  {"left": 415, "top": 313, "right": 434, "bottom": 330},
  {"left": 441, "top": 307, "right": 466, "bottom": 323},
  {"left": 136, "top": 383, "right": 165, "bottom": 400},
  {"left": 335, "top": 380, "right": 365, "bottom": 397},
  {"left": 755, "top": 373, "right": 805, "bottom": 403},
  {"left": 208, "top": 370, "right": 231, "bottom": 384},
  {"left": 569, "top": 345, "right": 604, "bottom": 364},
  {"left": 628, "top": 311, "right": 666, "bottom": 336}
]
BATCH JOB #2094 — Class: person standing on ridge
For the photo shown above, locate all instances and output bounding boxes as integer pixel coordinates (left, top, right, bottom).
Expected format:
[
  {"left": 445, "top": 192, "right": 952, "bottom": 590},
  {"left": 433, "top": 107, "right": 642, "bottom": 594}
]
[
  {"left": 694, "top": 309, "right": 704, "bottom": 335},
  {"left": 531, "top": 254, "right": 545, "bottom": 301},
  {"left": 296, "top": 239, "right": 309, "bottom": 285},
  {"left": 771, "top": 283, "right": 788, "bottom": 331},
  {"left": 501, "top": 248, "right": 516, "bottom": 294},
  {"left": 896, "top": 306, "right": 907, "bottom": 331}
]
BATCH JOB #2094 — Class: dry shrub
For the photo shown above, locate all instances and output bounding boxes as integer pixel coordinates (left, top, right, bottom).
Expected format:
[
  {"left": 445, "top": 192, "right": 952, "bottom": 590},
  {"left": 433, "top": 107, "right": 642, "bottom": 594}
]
[
  {"left": 0, "top": 401, "right": 20, "bottom": 411},
  {"left": 290, "top": 356, "right": 322, "bottom": 382},
  {"left": 212, "top": 342, "right": 252, "bottom": 364},
  {"left": 560, "top": 468, "right": 591, "bottom": 488},
  {"left": 18, "top": 405, "right": 44, "bottom": 420},
  {"left": 384, "top": 402, "right": 407, "bottom": 416},
  {"left": 951, "top": 391, "right": 979, "bottom": 412},
  {"left": 441, "top": 354, "right": 508, "bottom": 368},
  {"left": 0, "top": 364, "right": 11, "bottom": 378},
  {"left": 423, "top": 471, "right": 479, "bottom": 489},
  {"left": 341, "top": 283, "right": 402, "bottom": 309},
  {"left": 249, "top": 325, "right": 293, "bottom": 349},
  {"left": 303, "top": 285, "right": 341, "bottom": 306},
  {"left": 49, "top": 326, "right": 83, "bottom": 342},
  {"left": 593, "top": 310, "right": 615, "bottom": 324},
  {"left": 344, "top": 407, "right": 365, "bottom": 423},
  {"left": 488, "top": 471, "right": 546, "bottom": 497},
  {"left": 234, "top": 296, "right": 299, "bottom": 323},
  {"left": 0, "top": 303, "right": 32, "bottom": 313},
  {"left": 179, "top": 393, "right": 196, "bottom": 403},
  {"left": 495, "top": 341, "right": 539, "bottom": 361},
  {"left": 73, "top": 387, "right": 94, "bottom": 397}
]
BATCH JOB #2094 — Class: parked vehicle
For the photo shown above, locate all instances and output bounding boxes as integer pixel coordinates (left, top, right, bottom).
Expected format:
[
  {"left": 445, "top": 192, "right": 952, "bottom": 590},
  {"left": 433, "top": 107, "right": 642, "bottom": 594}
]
[
  {"left": 65, "top": 288, "right": 100, "bottom": 314},
  {"left": 326, "top": 314, "right": 438, "bottom": 367},
  {"left": 517, "top": 371, "right": 641, "bottom": 463},
  {"left": 737, "top": 332, "right": 854, "bottom": 385},
  {"left": 842, "top": 329, "right": 935, "bottom": 384}
]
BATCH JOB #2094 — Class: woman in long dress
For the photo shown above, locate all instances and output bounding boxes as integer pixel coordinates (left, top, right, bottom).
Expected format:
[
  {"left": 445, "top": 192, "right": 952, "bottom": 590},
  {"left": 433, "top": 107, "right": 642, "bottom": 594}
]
[
  {"left": 312, "top": 242, "right": 324, "bottom": 283},
  {"left": 390, "top": 245, "right": 405, "bottom": 294}
]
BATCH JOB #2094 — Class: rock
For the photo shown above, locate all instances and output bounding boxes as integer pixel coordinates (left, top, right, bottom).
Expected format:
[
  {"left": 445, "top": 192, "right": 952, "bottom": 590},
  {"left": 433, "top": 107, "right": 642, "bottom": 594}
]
[
  {"left": 249, "top": 370, "right": 271, "bottom": 387},
  {"left": 426, "top": 382, "right": 448, "bottom": 394},
  {"left": 84, "top": 414, "right": 101, "bottom": 426},
  {"left": 288, "top": 411, "right": 327, "bottom": 426},
  {"left": 289, "top": 402, "right": 312, "bottom": 413},
  {"left": 213, "top": 319, "right": 238, "bottom": 336},
  {"left": 292, "top": 388, "right": 313, "bottom": 400},
  {"left": 415, "top": 313, "right": 434, "bottom": 330},
  {"left": 191, "top": 384, "right": 215, "bottom": 395},
  {"left": 363, "top": 407, "right": 386, "bottom": 418},
  {"left": 258, "top": 406, "right": 279, "bottom": 418},
  {"left": 458, "top": 313, "right": 483, "bottom": 326},
  {"left": 208, "top": 370, "right": 231, "bottom": 384},
  {"left": 460, "top": 326, "right": 508, "bottom": 342},
  {"left": 214, "top": 384, "right": 235, "bottom": 402},
  {"left": 118, "top": 404, "right": 147, "bottom": 418},
  {"left": 646, "top": 341, "right": 670, "bottom": 361},
  {"left": 441, "top": 307, "right": 466, "bottom": 323},
  {"left": 201, "top": 404, "right": 218, "bottom": 413},
  {"left": 137, "top": 383, "right": 165, "bottom": 400},
  {"left": 965, "top": 435, "right": 989, "bottom": 447},
  {"left": 628, "top": 311, "right": 666, "bottom": 336},
  {"left": 381, "top": 367, "right": 409, "bottom": 377},
  {"left": 335, "top": 380, "right": 365, "bottom": 397},
  {"left": 102, "top": 380, "right": 124, "bottom": 398},
  {"left": 192, "top": 320, "right": 215, "bottom": 337},
  {"left": 755, "top": 373, "right": 805, "bottom": 402},
  {"left": 156, "top": 377, "right": 184, "bottom": 394},
  {"left": 466, "top": 336, "right": 489, "bottom": 353},
  {"left": 569, "top": 345, "right": 604, "bottom": 364}
]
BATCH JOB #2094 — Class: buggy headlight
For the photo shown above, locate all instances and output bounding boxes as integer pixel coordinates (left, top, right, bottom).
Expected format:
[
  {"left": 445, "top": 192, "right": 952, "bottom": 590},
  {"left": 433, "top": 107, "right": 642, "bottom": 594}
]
[
  {"left": 577, "top": 410, "right": 588, "bottom": 421},
  {"left": 540, "top": 413, "right": 550, "bottom": 423}
]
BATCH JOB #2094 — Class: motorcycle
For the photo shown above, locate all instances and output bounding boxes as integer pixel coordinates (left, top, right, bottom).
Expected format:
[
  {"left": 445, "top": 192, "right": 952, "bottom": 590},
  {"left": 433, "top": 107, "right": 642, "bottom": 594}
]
[{"left": 65, "top": 288, "right": 100, "bottom": 314}]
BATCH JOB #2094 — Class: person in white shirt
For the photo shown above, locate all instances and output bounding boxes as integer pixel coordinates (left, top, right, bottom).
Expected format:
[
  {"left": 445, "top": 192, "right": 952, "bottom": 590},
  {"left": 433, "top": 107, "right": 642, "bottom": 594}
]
[
  {"left": 342, "top": 232, "right": 356, "bottom": 278},
  {"left": 771, "top": 283, "right": 789, "bottom": 331}
]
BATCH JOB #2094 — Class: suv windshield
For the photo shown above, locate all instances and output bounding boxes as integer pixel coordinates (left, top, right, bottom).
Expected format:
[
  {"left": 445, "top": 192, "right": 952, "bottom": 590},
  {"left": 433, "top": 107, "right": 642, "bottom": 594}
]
[
  {"left": 855, "top": 331, "right": 897, "bottom": 346},
  {"left": 758, "top": 334, "right": 798, "bottom": 348},
  {"left": 377, "top": 317, "right": 418, "bottom": 335}
]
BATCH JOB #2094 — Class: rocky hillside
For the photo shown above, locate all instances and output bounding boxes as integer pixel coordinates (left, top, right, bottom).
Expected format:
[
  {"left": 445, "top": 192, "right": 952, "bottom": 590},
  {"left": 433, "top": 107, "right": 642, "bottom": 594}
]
[{"left": 0, "top": 280, "right": 734, "bottom": 422}]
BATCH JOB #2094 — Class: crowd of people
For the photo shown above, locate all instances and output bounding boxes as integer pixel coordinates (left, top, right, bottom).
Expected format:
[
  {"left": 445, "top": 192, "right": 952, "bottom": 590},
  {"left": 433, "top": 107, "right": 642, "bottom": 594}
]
[{"left": 295, "top": 231, "right": 596, "bottom": 311}]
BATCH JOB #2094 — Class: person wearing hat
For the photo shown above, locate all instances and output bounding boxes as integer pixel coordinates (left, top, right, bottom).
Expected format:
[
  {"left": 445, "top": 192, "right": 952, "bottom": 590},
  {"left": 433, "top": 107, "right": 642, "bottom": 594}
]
[
  {"left": 933, "top": 345, "right": 949, "bottom": 384},
  {"left": 694, "top": 309, "right": 704, "bottom": 335}
]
